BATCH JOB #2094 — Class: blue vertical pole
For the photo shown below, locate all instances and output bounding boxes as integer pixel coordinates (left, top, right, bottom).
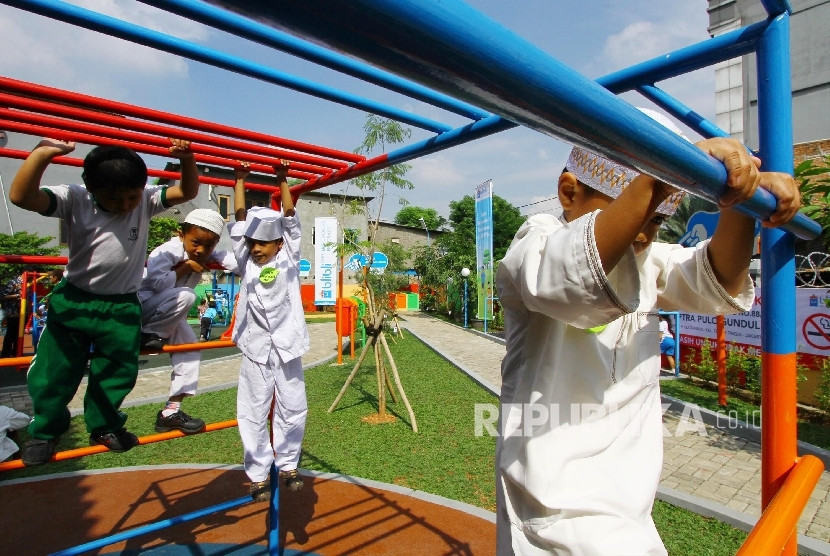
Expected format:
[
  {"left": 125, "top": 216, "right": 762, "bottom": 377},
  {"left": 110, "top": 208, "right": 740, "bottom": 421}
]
[
  {"left": 757, "top": 13, "right": 799, "bottom": 555},
  {"left": 268, "top": 463, "right": 281, "bottom": 555}
]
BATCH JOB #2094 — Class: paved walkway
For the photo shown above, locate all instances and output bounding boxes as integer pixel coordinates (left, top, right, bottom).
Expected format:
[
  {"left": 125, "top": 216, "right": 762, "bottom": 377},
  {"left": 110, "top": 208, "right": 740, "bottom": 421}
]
[{"left": 2, "top": 313, "right": 830, "bottom": 551}]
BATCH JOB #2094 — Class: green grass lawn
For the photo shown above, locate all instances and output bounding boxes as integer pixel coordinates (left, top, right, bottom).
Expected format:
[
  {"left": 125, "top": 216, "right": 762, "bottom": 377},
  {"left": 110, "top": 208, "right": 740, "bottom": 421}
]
[
  {"left": 2, "top": 332, "right": 749, "bottom": 555},
  {"left": 660, "top": 377, "right": 830, "bottom": 451}
]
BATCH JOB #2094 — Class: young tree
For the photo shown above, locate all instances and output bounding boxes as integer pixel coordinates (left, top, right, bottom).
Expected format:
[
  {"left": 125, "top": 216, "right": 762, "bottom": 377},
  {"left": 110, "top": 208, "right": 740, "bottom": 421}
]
[{"left": 328, "top": 114, "right": 418, "bottom": 430}]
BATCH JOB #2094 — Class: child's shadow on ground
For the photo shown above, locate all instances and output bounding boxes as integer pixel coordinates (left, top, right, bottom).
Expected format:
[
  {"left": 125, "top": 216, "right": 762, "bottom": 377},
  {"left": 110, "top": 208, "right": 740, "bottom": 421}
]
[{"left": 278, "top": 475, "right": 318, "bottom": 547}]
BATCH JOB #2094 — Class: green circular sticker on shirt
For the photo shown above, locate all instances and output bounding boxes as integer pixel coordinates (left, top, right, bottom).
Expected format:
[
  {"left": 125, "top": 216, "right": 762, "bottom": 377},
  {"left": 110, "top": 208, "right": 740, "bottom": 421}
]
[{"left": 260, "top": 267, "right": 278, "bottom": 283}]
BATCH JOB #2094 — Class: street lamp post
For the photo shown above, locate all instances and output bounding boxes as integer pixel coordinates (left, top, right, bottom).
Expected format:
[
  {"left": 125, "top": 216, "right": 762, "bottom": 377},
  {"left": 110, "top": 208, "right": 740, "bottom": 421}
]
[
  {"left": 419, "top": 216, "right": 431, "bottom": 246},
  {"left": 461, "top": 267, "right": 470, "bottom": 328}
]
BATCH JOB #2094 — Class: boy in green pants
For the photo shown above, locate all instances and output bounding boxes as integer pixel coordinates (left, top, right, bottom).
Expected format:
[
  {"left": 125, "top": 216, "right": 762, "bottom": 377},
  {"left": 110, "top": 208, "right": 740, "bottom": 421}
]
[{"left": 9, "top": 137, "right": 201, "bottom": 465}]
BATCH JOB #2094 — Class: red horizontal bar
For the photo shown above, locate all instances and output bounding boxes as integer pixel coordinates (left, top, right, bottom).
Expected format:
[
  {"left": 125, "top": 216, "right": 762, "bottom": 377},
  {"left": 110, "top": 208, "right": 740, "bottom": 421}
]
[
  {"left": 0, "top": 147, "right": 311, "bottom": 192},
  {"left": 0, "top": 108, "right": 332, "bottom": 177},
  {"left": 0, "top": 75, "right": 364, "bottom": 163},
  {"left": 0, "top": 119, "right": 321, "bottom": 183},
  {"left": 0, "top": 92, "right": 350, "bottom": 170}
]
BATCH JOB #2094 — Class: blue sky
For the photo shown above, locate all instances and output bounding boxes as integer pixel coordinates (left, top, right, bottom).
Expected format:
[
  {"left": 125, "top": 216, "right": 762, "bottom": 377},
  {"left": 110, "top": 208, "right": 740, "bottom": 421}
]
[{"left": 0, "top": 0, "right": 714, "bottom": 221}]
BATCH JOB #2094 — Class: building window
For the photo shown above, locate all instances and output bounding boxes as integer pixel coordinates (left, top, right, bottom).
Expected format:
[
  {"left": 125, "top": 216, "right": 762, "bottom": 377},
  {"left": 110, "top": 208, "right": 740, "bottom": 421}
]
[{"left": 217, "top": 194, "right": 231, "bottom": 220}]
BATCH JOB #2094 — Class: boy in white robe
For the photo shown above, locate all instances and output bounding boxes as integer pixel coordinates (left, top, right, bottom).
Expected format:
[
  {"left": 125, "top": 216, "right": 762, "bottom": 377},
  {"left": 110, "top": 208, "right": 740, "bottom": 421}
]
[
  {"left": 229, "top": 161, "right": 310, "bottom": 502},
  {"left": 496, "top": 112, "right": 801, "bottom": 554},
  {"left": 139, "top": 207, "right": 237, "bottom": 434}
]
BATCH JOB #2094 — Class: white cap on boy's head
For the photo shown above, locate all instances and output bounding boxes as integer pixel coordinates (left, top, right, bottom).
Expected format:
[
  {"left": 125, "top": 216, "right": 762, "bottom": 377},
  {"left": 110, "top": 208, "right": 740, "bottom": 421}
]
[
  {"left": 244, "top": 208, "right": 283, "bottom": 241},
  {"left": 184, "top": 208, "right": 225, "bottom": 236},
  {"left": 565, "top": 107, "right": 688, "bottom": 216}
]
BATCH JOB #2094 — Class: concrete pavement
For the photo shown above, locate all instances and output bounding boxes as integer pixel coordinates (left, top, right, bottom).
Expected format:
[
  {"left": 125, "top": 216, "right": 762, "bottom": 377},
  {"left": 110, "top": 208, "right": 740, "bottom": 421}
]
[{"left": 2, "top": 313, "right": 829, "bottom": 551}]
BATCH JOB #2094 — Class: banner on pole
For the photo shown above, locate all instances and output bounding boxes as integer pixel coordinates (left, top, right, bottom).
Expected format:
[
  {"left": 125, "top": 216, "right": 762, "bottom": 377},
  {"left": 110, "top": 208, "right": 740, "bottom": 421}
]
[
  {"left": 679, "top": 288, "right": 830, "bottom": 357},
  {"left": 314, "top": 217, "right": 338, "bottom": 306},
  {"left": 475, "top": 180, "right": 494, "bottom": 320}
]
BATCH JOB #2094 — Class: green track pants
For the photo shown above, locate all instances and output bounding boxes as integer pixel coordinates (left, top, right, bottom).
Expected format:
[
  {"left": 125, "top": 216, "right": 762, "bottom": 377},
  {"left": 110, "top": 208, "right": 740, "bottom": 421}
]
[{"left": 27, "top": 280, "right": 142, "bottom": 438}]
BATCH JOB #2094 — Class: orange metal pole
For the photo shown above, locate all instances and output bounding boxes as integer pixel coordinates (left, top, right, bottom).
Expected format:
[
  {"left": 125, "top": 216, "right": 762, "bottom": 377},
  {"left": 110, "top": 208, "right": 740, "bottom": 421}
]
[
  {"left": 717, "top": 315, "right": 727, "bottom": 407},
  {"left": 0, "top": 341, "right": 237, "bottom": 367},
  {"left": 0, "top": 419, "right": 238, "bottom": 472},
  {"left": 737, "top": 455, "right": 824, "bottom": 556},
  {"left": 762, "top": 351, "right": 799, "bottom": 555}
]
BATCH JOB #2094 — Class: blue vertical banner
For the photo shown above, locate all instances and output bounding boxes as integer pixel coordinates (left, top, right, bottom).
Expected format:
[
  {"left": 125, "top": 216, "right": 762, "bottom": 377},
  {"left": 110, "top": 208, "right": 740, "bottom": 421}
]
[{"left": 474, "top": 180, "right": 494, "bottom": 320}]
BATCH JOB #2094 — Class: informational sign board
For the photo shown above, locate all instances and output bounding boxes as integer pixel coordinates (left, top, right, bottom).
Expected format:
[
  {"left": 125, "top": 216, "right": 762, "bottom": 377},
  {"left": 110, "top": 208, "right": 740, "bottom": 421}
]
[
  {"left": 314, "top": 217, "right": 338, "bottom": 306},
  {"left": 680, "top": 288, "right": 830, "bottom": 357}
]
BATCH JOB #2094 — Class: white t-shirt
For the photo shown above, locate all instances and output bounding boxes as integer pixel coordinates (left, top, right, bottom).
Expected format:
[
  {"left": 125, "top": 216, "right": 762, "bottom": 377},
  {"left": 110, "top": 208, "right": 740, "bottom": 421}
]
[{"left": 43, "top": 183, "right": 167, "bottom": 295}]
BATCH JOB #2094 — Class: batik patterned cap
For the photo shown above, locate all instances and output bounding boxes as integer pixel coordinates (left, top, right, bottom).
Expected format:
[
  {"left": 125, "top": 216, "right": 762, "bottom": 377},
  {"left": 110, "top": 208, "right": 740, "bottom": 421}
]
[
  {"left": 565, "top": 108, "right": 688, "bottom": 216},
  {"left": 244, "top": 207, "right": 283, "bottom": 241},
  {"left": 184, "top": 208, "right": 225, "bottom": 236}
]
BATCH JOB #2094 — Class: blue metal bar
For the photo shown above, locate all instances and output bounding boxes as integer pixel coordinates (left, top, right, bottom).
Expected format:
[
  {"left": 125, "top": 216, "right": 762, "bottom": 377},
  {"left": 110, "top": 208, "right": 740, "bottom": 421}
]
[
  {"left": 0, "top": 0, "right": 453, "bottom": 133},
  {"left": 637, "top": 85, "right": 730, "bottom": 140},
  {"left": 298, "top": 115, "right": 516, "bottom": 192},
  {"left": 597, "top": 21, "right": 768, "bottom": 94},
  {"left": 139, "top": 0, "right": 491, "bottom": 121},
  {"left": 50, "top": 496, "right": 251, "bottom": 555},
  {"left": 208, "top": 0, "right": 819, "bottom": 240},
  {"left": 268, "top": 464, "right": 280, "bottom": 555},
  {"left": 759, "top": 14, "right": 797, "bottom": 357}
]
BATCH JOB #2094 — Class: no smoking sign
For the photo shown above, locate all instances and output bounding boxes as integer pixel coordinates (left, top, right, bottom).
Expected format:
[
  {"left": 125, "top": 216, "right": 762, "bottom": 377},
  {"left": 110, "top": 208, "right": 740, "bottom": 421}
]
[{"left": 803, "top": 313, "right": 830, "bottom": 350}]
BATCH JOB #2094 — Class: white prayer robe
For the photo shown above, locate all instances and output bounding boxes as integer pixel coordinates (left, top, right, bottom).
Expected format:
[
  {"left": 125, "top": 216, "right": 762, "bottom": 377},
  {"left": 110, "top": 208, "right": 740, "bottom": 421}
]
[
  {"left": 229, "top": 208, "right": 309, "bottom": 481},
  {"left": 138, "top": 237, "right": 237, "bottom": 397},
  {"left": 495, "top": 212, "right": 754, "bottom": 555}
]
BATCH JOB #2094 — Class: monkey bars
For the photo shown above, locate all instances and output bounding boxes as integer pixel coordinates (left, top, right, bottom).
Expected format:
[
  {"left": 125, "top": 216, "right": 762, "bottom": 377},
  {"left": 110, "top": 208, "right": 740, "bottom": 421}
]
[{"left": 0, "top": 0, "right": 822, "bottom": 553}]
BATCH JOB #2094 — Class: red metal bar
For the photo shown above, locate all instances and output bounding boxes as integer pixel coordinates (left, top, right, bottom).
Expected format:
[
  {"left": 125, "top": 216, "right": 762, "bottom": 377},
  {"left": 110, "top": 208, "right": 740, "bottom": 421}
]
[
  {"left": 0, "top": 119, "right": 322, "bottom": 182},
  {"left": 0, "top": 75, "right": 364, "bottom": 163},
  {"left": 0, "top": 419, "right": 239, "bottom": 473},
  {"left": 0, "top": 92, "right": 350, "bottom": 170},
  {"left": 737, "top": 455, "right": 824, "bottom": 556},
  {"left": 0, "top": 109, "right": 332, "bottom": 177},
  {"left": 0, "top": 148, "right": 308, "bottom": 192},
  {"left": 0, "top": 255, "right": 69, "bottom": 265}
]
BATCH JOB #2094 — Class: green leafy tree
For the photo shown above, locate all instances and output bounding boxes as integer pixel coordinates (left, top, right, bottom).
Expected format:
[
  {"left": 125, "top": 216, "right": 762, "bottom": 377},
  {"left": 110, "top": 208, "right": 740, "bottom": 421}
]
[
  {"left": 0, "top": 231, "right": 61, "bottom": 284},
  {"left": 394, "top": 206, "right": 445, "bottom": 230},
  {"left": 795, "top": 155, "right": 830, "bottom": 251},
  {"left": 446, "top": 194, "right": 525, "bottom": 262},
  {"left": 414, "top": 194, "right": 524, "bottom": 321},
  {"left": 148, "top": 216, "right": 181, "bottom": 255}
]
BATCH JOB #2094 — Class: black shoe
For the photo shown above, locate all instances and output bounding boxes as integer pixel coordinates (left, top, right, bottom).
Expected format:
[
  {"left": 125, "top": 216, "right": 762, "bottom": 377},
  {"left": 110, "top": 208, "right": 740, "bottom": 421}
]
[
  {"left": 280, "top": 469, "right": 304, "bottom": 492},
  {"left": 250, "top": 479, "right": 270, "bottom": 502},
  {"left": 90, "top": 428, "right": 138, "bottom": 452},
  {"left": 155, "top": 410, "right": 205, "bottom": 434},
  {"left": 140, "top": 333, "right": 166, "bottom": 352},
  {"left": 22, "top": 438, "right": 57, "bottom": 466}
]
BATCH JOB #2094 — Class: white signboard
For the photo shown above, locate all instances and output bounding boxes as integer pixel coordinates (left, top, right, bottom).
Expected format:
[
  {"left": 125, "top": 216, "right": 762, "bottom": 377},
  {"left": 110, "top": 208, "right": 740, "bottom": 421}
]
[
  {"left": 314, "top": 217, "right": 338, "bottom": 306},
  {"left": 680, "top": 288, "right": 830, "bottom": 357}
]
